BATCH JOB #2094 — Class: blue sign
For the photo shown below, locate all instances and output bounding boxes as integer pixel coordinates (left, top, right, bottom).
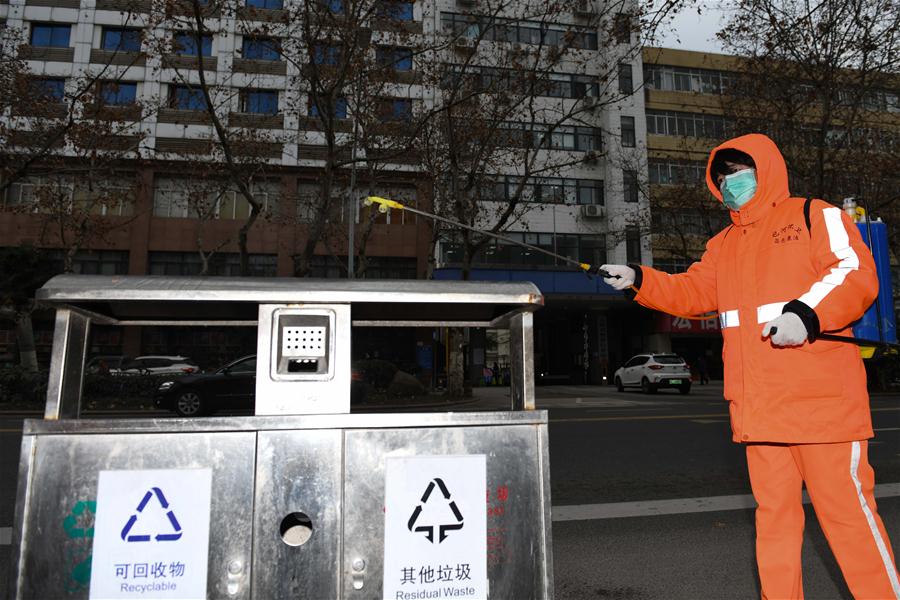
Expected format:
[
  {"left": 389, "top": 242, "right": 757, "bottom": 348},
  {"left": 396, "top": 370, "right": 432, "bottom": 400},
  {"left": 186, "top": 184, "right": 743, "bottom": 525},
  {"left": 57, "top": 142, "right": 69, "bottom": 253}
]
[{"left": 120, "top": 487, "right": 183, "bottom": 542}]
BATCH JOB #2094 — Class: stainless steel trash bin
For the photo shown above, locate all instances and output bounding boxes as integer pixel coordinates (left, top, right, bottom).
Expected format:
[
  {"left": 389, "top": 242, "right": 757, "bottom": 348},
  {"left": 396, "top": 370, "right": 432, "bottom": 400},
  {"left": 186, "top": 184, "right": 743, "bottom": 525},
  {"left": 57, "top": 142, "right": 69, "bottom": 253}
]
[{"left": 8, "top": 276, "right": 552, "bottom": 600}]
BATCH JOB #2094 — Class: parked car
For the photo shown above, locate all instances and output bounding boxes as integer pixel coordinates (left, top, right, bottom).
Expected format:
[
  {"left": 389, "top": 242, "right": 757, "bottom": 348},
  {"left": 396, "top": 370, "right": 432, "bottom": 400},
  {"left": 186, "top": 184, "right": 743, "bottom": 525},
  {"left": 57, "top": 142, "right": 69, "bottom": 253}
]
[
  {"left": 113, "top": 355, "right": 200, "bottom": 376},
  {"left": 614, "top": 353, "right": 691, "bottom": 394},
  {"left": 155, "top": 355, "right": 257, "bottom": 417},
  {"left": 86, "top": 355, "right": 128, "bottom": 374},
  {"left": 154, "top": 355, "right": 368, "bottom": 417}
]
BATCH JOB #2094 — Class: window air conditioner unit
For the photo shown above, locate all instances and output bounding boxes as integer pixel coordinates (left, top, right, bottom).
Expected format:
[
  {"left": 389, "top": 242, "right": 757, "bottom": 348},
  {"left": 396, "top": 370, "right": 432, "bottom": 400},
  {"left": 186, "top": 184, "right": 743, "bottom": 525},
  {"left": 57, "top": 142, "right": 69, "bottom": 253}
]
[
  {"left": 454, "top": 38, "right": 476, "bottom": 53},
  {"left": 582, "top": 95, "right": 598, "bottom": 110},
  {"left": 583, "top": 150, "right": 600, "bottom": 164},
  {"left": 581, "top": 204, "right": 604, "bottom": 218},
  {"left": 574, "top": 0, "right": 593, "bottom": 18}
]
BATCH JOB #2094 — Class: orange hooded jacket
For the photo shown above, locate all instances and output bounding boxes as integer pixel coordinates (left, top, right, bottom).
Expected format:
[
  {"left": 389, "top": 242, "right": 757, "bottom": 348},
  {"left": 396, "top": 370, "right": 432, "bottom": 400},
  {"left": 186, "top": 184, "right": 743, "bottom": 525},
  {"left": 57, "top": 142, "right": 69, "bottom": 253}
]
[{"left": 632, "top": 133, "right": 878, "bottom": 443}]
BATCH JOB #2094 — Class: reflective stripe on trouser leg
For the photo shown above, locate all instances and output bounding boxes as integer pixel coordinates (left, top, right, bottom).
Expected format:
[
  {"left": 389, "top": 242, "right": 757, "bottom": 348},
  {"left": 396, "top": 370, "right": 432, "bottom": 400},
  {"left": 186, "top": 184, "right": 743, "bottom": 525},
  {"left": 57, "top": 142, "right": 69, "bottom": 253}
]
[
  {"left": 746, "top": 444, "right": 805, "bottom": 600},
  {"left": 793, "top": 441, "right": 900, "bottom": 599}
]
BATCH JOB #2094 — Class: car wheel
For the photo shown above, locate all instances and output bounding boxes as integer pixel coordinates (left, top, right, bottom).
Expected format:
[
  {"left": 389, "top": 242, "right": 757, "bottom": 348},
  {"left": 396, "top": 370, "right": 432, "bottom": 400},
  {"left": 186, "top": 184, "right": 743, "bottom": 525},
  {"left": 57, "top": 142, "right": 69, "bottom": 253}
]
[
  {"left": 174, "top": 391, "right": 204, "bottom": 417},
  {"left": 615, "top": 377, "right": 624, "bottom": 392},
  {"left": 679, "top": 383, "right": 691, "bottom": 395},
  {"left": 641, "top": 377, "right": 657, "bottom": 394}
]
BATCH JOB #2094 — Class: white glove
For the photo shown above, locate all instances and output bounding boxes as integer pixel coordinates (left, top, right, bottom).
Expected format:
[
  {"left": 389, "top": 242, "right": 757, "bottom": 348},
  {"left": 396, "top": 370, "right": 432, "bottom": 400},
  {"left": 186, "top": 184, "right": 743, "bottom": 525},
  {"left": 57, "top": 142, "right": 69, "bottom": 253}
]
[
  {"left": 600, "top": 264, "right": 635, "bottom": 291},
  {"left": 762, "top": 312, "right": 808, "bottom": 346}
]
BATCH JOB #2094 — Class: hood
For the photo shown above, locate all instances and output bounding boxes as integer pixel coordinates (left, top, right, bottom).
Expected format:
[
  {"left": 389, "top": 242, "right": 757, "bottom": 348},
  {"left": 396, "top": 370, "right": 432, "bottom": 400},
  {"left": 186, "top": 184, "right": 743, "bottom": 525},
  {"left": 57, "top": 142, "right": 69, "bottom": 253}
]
[{"left": 706, "top": 133, "right": 790, "bottom": 226}]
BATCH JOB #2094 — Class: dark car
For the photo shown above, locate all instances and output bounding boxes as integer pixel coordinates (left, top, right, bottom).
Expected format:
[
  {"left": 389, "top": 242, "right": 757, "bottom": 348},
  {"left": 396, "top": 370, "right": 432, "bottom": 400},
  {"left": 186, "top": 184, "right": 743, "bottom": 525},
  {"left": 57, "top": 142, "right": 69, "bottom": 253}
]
[
  {"left": 155, "top": 355, "right": 257, "bottom": 417},
  {"left": 154, "top": 355, "right": 368, "bottom": 417}
]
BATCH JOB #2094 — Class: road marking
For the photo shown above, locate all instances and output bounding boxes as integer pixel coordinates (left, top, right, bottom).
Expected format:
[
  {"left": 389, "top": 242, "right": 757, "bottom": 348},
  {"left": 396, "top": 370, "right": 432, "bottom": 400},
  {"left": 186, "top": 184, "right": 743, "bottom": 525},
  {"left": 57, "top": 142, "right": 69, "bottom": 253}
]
[
  {"left": 3, "top": 482, "right": 899, "bottom": 544},
  {"left": 875, "top": 427, "right": 900, "bottom": 432},
  {"left": 690, "top": 419, "right": 728, "bottom": 424},
  {"left": 553, "top": 413, "right": 730, "bottom": 423},
  {"left": 0, "top": 428, "right": 21, "bottom": 433},
  {"left": 553, "top": 406, "right": 899, "bottom": 424},
  {"left": 552, "top": 483, "right": 900, "bottom": 522}
]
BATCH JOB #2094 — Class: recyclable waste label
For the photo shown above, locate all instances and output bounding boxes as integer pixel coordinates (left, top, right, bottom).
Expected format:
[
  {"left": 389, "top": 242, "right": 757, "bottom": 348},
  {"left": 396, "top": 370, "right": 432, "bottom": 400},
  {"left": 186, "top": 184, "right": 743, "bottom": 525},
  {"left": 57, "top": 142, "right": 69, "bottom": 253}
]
[
  {"left": 383, "top": 455, "right": 486, "bottom": 600},
  {"left": 89, "top": 469, "right": 212, "bottom": 600}
]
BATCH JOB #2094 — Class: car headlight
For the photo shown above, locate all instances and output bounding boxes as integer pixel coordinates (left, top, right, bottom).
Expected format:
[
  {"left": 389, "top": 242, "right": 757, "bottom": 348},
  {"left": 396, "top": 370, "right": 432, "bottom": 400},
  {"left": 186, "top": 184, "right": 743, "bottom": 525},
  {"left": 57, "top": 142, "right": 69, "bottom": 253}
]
[{"left": 158, "top": 381, "right": 176, "bottom": 391}]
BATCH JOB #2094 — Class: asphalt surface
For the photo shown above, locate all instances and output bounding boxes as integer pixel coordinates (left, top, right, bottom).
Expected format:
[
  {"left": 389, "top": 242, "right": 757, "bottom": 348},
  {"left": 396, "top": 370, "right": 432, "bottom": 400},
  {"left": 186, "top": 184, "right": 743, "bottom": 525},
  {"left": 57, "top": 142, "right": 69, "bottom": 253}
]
[{"left": 2, "top": 382, "right": 898, "bottom": 599}]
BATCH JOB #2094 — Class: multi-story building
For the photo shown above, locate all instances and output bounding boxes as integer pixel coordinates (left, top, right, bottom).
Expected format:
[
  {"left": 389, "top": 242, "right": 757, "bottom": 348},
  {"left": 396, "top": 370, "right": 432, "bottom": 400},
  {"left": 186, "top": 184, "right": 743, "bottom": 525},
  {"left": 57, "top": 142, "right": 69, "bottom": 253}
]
[{"left": 0, "top": 0, "right": 652, "bottom": 384}]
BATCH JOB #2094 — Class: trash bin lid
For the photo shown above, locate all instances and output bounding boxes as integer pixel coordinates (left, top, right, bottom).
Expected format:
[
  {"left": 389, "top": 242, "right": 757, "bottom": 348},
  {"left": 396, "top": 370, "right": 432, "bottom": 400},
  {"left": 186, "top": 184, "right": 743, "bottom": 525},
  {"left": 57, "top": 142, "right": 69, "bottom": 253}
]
[{"left": 36, "top": 275, "right": 543, "bottom": 326}]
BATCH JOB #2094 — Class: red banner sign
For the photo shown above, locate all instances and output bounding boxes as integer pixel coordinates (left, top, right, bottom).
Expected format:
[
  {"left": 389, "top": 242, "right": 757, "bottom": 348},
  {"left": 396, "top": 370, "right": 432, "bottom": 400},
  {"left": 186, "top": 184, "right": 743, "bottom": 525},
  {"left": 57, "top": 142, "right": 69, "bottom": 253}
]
[{"left": 654, "top": 312, "right": 720, "bottom": 334}]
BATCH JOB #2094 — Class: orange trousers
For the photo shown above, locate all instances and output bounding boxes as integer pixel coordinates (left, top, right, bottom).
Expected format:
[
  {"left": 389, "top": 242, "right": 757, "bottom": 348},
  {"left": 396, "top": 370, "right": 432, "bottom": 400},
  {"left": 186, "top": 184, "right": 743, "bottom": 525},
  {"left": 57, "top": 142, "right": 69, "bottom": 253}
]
[{"left": 747, "top": 441, "right": 900, "bottom": 599}]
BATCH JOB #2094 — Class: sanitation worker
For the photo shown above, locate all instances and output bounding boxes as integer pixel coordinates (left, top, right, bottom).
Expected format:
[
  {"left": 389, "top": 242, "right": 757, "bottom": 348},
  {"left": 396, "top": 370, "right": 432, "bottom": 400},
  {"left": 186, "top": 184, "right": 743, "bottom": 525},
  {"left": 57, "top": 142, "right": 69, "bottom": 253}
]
[{"left": 602, "top": 133, "right": 899, "bottom": 599}]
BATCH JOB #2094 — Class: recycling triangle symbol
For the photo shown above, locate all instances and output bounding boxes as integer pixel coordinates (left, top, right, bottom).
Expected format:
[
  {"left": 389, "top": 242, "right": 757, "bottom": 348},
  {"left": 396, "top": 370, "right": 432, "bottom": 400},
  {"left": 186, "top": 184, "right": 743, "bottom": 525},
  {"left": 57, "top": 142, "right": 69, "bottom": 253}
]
[
  {"left": 407, "top": 478, "right": 464, "bottom": 543},
  {"left": 120, "top": 487, "right": 183, "bottom": 542}
]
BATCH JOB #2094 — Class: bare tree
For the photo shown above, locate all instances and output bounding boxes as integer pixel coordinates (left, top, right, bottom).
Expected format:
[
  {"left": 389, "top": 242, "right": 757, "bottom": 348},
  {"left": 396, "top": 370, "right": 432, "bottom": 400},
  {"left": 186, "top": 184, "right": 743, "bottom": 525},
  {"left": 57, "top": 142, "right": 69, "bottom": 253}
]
[{"left": 718, "top": 0, "right": 900, "bottom": 260}]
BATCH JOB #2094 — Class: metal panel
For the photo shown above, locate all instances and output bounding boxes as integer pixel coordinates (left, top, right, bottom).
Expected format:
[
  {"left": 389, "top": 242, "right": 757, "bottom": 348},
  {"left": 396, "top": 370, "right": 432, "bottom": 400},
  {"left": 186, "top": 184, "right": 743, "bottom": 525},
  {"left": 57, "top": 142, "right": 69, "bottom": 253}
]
[
  {"left": 342, "top": 424, "right": 552, "bottom": 599},
  {"left": 252, "top": 430, "right": 343, "bottom": 600},
  {"left": 12, "top": 432, "right": 256, "bottom": 600},
  {"left": 510, "top": 311, "right": 536, "bottom": 411},
  {"left": 44, "top": 309, "right": 90, "bottom": 419},
  {"left": 22, "top": 411, "right": 548, "bottom": 436}
]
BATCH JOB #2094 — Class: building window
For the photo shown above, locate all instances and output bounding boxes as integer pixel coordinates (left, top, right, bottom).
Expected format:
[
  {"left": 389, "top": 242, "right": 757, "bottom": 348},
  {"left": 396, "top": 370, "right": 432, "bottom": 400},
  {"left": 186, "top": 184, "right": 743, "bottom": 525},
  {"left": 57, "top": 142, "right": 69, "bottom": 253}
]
[
  {"left": 241, "top": 89, "right": 278, "bottom": 114},
  {"left": 375, "top": 46, "right": 413, "bottom": 71},
  {"left": 378, "top": 98, "right": 412, "bottom": 122},
  {"left": 101, "top": 27, "right": 142, "bottom": 52},
  {"left": 648, "top": 159, "right": 707, "bottom": 185},
  {"left": 324, "top": 0, "right": 344, "bottom": 14},
  {"left": 312, "top": 44, "right": 341, "bottom": 66},
  {"left": 32, "top": 78, "right": 66, "bottom": 102},
  {"left": 492, "top": 122, "right": 600, "bottom": 152},
  {"left": 623, "top": 170, "right": 638, "bottom": 203},
  {"left": 169, "top": 85, "right": 207, "bottom": 110},
  {"left": 653, "top": 258, "right": 694, "bottom": 274},
  {"left": 246, "top": 0, "right": 283, "bottom": 8},
  {"left": 242, "top": 37, "right": 280, "bottom": 61},
  {"left": 149, "top": 252, "right": 277, "bottom": 277},
  {"left": 375, "top": 0, "right": 413, "bottom": 21},
  {"left": 444, "top": 65, "right": 599, "bottom": 99},
  {"left": 47, "top": 249, "right": 130, "bottom": 275},
  {"left": 174, "top": 33, "right": 212, "bottom": 56},
  {"left": 29, "top": 23, "right": 71, "bottom": 47},
  {"left": 612, "top": 12, "right": 632, "bottom": 44},
  {"left": 441, "top": 232, "right": 606, "bottom": 268},
  {"left": 618, "top": 62, "right": 633, "bottom": 94},
  {"left": 488, "top": 176, "right": 603, "bottom": 205},
  {"left": 646, "top": 109, "right": 731, "bottom": 139},
  {"left": 152, "top": 178, "right": 277, "bottom": 219},
  {"left": 621, "top": 116, "right": 635, "bottom": 147},
  {"left": 99, "top": 81, "right": 137, "bottom": 106},
  {"left": 625, "top": 227, "right": 641, "bottom": 263},
  {"left": 644, "top": 64, "right": 736, "bottom": 95},
  {"left": 309, "top": 96, "right": 347, "bottom": 118},
  {"left": 441, "top": 13, "right": 597, "bottom": 50}
]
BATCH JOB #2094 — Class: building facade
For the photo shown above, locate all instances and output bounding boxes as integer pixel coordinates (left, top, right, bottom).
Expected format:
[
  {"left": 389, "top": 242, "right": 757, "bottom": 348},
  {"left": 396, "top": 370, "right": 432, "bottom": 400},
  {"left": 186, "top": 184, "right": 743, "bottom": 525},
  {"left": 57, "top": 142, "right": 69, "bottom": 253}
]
[{"left": 0, "top": 0, "right": 651, "bottom": 383}]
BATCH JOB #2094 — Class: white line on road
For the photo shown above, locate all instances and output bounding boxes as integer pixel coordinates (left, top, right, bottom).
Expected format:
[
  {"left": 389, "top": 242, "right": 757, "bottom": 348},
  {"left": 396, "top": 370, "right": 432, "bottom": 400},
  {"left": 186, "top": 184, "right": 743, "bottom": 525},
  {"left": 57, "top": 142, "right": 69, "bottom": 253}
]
[
  {"left": 875, "top": 427, "right": 900, "bottom": 432},
  {"left": 1, "top": 484, "right": 899, "bottom": 544},
  {"left": 552, "top": 483, "right": 900, "bottom": 522}
]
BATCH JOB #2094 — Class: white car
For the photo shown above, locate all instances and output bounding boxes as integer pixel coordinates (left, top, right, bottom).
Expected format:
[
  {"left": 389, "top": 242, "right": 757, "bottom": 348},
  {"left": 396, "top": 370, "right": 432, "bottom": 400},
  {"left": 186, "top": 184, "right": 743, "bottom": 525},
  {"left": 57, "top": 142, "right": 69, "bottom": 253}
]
[
  {"left": 112, "top": 355, "right": 200, "bottom": 376},
  {"left": 614, "top": 353, "right": 692, "bottom": 394}
]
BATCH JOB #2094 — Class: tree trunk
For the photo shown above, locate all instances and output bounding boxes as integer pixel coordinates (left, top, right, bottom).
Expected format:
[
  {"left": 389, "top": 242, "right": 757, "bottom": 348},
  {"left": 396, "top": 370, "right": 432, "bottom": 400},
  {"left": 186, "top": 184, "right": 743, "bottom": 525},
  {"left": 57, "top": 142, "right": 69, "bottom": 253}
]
[{"left": 15, "top": 311, "right": 38, "bottom": 372}]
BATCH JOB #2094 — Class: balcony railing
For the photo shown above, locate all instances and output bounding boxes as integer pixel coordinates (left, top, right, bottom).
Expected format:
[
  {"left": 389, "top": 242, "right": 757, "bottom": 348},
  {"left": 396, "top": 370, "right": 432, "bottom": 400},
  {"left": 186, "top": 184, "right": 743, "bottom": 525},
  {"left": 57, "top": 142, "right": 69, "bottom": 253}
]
[
  {"left": 232, "top": 58, "right": 287, "bottom": 75},
  {"left": 161, "top": 54, "right": 218, "bottom": 71},
  {"left": 19, "top": 46, "right": 75, "bottom": 62},
  {"left": 229, "top": 112, "right": 284, "bottom": 129}
]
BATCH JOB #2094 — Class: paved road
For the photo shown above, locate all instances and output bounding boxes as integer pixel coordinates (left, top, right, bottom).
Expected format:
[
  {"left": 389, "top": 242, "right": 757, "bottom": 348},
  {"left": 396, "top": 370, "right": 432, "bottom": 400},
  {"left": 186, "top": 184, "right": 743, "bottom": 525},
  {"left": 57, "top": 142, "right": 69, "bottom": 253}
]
[{"left": 2, "top": 383, "right": 898, "bottom": 599}]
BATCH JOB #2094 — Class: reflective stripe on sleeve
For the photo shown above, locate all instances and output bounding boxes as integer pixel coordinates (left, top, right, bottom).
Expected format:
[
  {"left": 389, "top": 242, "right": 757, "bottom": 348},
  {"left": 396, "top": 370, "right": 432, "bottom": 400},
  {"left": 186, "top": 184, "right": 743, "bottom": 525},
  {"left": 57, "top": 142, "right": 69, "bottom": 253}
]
[
  {"left": 719, "top": 310, "right": 740, "bottom": 328},
  {"left": 798, "top": 207, "right": 860, "bottom": 309},
  {"left": 756, "top": 302, "right": 786, "bottom": 324}
]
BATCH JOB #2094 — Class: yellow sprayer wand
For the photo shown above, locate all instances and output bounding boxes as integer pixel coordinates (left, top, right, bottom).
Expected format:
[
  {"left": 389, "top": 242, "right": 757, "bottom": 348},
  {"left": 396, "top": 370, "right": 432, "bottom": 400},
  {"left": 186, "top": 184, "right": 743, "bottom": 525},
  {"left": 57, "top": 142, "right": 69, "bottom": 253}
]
[{"left": 364, "top": 196, "right": 717, "bottom": 321}]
